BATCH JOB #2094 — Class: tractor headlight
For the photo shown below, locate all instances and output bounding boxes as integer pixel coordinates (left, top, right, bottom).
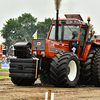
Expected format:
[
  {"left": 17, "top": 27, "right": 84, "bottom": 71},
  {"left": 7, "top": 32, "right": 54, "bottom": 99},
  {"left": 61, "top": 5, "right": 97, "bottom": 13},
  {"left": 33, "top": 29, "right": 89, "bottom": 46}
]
[
  {"left": 41, "top": 51, "right": 45, "bottom": 57},
  {"left": 33, "top": 51, "right": 37, "bottom": 55}
]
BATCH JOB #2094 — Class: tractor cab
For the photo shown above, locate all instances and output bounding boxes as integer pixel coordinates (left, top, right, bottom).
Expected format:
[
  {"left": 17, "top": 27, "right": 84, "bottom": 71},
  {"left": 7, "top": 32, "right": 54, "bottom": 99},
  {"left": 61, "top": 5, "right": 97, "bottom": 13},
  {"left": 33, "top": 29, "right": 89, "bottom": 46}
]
[{"left": 46, "top": 14, "right": 95, "bottom": 60}]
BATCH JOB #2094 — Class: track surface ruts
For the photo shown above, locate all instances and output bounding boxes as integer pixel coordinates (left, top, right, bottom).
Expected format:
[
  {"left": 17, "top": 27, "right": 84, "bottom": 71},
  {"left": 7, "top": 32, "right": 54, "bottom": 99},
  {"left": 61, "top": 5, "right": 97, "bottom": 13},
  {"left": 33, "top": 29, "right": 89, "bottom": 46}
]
[{"left": 0, "top": 79, "right": 100, "bottom": 100}]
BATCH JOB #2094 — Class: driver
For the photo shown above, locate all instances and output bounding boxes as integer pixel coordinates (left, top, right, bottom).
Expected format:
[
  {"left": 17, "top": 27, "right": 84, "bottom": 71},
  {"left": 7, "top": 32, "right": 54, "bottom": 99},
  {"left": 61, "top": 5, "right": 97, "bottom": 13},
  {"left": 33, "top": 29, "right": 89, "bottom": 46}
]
[
  {"left": 72, "top": 32, "right": 75, "bottom": 39},
  {"left": 72, "top": 31, "right": 78, "bottom": 39}
]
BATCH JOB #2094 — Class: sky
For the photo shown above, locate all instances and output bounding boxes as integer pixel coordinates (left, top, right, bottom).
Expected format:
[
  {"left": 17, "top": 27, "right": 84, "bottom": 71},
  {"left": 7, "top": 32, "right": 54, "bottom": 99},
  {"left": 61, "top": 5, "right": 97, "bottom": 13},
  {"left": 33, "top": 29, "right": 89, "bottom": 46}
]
[{"left": 0, "top": 0, "right": 100, "bottom": 43}]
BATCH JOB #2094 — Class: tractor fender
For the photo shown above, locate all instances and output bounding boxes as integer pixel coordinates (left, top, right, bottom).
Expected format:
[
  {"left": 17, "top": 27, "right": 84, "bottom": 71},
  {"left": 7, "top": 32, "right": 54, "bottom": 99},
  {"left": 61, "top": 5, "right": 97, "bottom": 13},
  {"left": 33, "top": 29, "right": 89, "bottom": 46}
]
[
  {"left": 83, "top": 41, "right": 100, "bottom": 60},
  {"left": 92, "top": 42, "right": 100, "bottom": 46}
]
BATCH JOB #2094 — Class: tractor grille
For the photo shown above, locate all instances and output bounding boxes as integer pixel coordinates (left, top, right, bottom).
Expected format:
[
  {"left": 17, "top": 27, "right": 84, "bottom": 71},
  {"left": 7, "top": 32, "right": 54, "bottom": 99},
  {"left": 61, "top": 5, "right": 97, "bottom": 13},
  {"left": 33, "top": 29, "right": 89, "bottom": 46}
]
[{"left": 33, "top": 40, "right": 45, "bottom": 50}]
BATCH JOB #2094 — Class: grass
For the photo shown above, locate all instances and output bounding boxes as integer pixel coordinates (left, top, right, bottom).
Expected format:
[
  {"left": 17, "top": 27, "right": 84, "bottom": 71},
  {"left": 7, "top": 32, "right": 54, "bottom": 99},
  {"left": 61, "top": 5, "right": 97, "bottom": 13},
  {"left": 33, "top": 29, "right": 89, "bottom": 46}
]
[
  {"left": 0, "top": 68, "right": 9, "bottom": 71},
  {"left": 0, "top": 76, "right": 10, "bottom": 78}
]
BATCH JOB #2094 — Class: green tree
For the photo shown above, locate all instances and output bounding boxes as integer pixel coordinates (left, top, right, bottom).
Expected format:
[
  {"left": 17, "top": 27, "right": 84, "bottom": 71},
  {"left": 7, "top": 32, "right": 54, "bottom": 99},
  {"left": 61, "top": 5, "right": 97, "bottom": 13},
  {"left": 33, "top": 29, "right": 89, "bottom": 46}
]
[
  {"left": 18, "top": 13, "right": 37, "bottom": 42},
  {"left": 1, "top": 18, "right": 19, "bottom": 49},
  {"left": 36, "top": 18, "right": 52, "bottom": 39},
  {"left": 1, "top": 13, "right": 52, "bottom": 49},
  {"left": 1, "top": 13, "right": 37, "bottom": 49}
]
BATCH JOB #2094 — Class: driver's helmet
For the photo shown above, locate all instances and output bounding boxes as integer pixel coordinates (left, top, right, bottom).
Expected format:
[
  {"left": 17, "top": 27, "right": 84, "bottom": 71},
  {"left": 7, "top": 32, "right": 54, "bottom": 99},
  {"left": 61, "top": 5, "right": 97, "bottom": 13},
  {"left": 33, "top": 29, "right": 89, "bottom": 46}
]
[{"left": 72, "top": 31, "right": 78, "bottom": 39}]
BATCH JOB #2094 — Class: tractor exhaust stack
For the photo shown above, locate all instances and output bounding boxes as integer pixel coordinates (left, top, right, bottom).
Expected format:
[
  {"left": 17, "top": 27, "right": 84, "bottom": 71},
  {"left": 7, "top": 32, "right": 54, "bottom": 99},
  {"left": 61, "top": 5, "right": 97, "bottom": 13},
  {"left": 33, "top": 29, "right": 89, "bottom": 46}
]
[{"left": 54, "top": 0, "right": 62, "bottom": 41}]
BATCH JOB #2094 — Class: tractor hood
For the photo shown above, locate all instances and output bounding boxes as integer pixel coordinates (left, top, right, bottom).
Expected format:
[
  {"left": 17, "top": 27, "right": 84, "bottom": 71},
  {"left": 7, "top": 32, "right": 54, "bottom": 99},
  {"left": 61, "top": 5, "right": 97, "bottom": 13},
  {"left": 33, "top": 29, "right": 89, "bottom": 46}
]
[{"left": 32, "top": 39, "right": 71, "bottom": 58}]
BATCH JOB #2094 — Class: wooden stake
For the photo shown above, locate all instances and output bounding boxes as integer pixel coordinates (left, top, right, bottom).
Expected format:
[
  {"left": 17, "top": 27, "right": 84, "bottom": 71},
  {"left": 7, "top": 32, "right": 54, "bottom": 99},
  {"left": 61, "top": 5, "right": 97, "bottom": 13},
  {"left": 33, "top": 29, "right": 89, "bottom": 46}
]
[{"left": 48, "top": 90, "right": 51, "bottom": 100}]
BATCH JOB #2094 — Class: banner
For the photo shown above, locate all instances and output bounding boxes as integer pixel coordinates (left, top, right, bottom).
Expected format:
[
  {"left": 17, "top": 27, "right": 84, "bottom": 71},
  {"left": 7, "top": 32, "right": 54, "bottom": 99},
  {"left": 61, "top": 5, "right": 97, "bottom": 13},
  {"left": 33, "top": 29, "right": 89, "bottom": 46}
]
[{"left": 0, "top": 62, "right": 9, "bottom": 68}]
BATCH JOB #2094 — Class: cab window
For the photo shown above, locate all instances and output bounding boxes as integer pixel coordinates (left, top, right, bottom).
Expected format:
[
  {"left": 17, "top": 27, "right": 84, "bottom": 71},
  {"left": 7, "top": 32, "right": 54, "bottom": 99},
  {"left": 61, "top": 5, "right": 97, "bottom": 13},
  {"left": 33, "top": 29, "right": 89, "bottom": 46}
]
[
  {"left": 49, "top": 25, "right": 79, "bottom": 40},
  {"left": 64, "top": 25, "right": 79, "bottom": 40},
  {"left": 88, "top": 28, "right": 92, "bottom": 41},
  {"left": 49, "top": 25, "right": 62, "bottom": 40}
]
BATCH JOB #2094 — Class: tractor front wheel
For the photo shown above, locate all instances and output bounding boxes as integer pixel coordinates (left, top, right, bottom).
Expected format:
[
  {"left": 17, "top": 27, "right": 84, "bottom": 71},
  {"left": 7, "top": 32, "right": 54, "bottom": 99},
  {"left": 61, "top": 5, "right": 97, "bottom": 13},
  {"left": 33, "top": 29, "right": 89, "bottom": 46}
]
[
  {"left": 50, "top": 53, "right": 62, "bottom": 86},
  {"left": 57, "top": 52, "right": 80, "bottom": 87},
  {"left": 40, "top": 73, "right": 52, "bottom": 85}
]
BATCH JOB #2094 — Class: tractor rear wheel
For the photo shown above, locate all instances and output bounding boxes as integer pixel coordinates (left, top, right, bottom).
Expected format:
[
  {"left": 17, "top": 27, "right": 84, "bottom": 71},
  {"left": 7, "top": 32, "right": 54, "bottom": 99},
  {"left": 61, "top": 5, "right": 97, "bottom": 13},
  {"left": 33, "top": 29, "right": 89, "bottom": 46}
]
[
  {"left": 50, "top": 53, "right": 62, "bottom": 86},
  {"left": 92, "top": 48, "right": 100, "bottom": 86},
  {"left": 80, "top": 49, "right": 95, "bottom": 85},
  {"left": 11, "top": 77, "right": 35, "bottom": 86},
  {"left": 57, "top": 52, "right": 80, "bottom": 87}
]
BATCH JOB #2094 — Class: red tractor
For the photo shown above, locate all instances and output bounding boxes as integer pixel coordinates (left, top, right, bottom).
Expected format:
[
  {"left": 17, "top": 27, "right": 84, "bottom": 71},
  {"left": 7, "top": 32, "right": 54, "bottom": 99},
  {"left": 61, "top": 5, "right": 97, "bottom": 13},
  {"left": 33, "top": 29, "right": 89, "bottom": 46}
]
[{"left": 9, "top": 14, "right": 100, "bottom": 87}]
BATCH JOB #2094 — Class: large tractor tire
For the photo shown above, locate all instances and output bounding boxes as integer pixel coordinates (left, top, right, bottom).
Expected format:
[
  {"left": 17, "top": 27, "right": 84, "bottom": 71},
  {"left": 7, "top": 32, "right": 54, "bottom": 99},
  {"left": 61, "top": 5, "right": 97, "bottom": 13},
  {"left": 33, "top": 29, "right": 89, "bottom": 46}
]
[
  {"left": 80, "top": 49, "right": 95, "bottom": 85},
  {"left": 40, "top": 73, "right": 52, "bottom": 85},
  {"left": 57, "top": 52, "right": 80, "bottom": 87},
  {"left": 92, "top": 48, "right": 100, "bottom": 86},
  {"left": 11, "top": 77, "right": 35, "bottom": 86},
  {"left": 50, "top": 53, "right": 62, "bottom": 86}
]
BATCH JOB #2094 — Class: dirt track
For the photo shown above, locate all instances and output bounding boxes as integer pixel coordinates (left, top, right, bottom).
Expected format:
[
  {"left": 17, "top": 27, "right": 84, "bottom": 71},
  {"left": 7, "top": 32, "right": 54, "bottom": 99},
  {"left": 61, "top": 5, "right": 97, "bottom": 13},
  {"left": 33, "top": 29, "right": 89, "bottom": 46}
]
[
  {"left": 0, "top": 71, "right": 9, "bottom": 76},
  {"left": 0, "top": 79, "right": 100, "bottom": 100}
]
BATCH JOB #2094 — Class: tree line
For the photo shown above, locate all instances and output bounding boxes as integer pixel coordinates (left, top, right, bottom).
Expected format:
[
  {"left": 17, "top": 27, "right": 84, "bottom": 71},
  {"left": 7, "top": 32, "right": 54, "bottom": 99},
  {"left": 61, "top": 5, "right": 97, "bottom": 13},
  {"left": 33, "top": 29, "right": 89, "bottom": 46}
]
[{"left": 0, "top": 13, "right": 53, "bottom": 49}]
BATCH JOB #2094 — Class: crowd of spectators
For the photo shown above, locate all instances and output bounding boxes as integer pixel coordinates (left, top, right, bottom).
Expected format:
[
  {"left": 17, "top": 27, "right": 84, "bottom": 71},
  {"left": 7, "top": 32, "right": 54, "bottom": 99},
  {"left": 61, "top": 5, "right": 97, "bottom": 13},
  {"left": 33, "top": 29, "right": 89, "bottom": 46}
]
[{"left": 2, "top": 55, "right": 11, "bottom": 62}]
